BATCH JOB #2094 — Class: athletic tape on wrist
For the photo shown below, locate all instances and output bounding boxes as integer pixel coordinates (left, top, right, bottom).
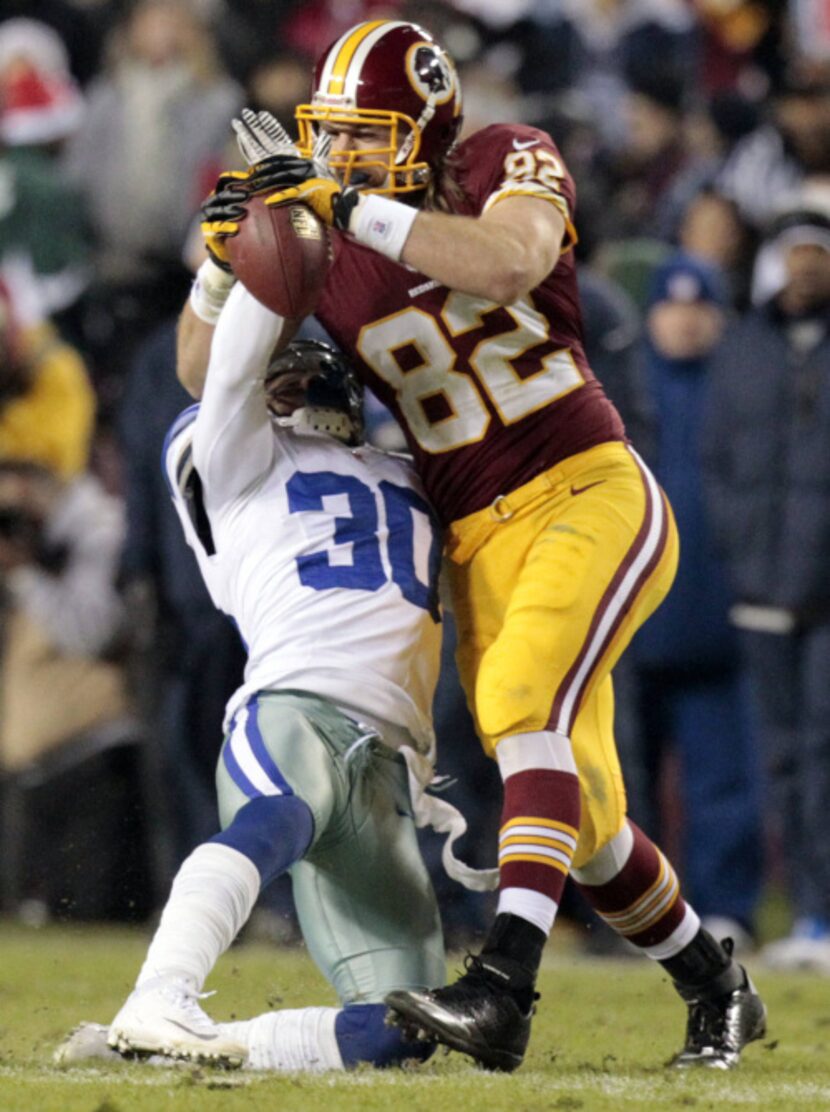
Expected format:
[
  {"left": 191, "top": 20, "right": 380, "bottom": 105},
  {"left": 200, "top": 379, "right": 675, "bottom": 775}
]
[
  {"left": 189, "top": 257, "right": 236, "bottom": 324},
  {"left": 350, "top": 194, "right": 418, "bottom": 262}
]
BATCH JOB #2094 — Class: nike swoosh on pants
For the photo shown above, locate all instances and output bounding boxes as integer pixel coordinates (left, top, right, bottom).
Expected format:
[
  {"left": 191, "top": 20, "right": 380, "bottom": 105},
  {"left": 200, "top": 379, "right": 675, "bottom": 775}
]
[{"left": 570, "top": 480, "right": 606, "bottom": 496}]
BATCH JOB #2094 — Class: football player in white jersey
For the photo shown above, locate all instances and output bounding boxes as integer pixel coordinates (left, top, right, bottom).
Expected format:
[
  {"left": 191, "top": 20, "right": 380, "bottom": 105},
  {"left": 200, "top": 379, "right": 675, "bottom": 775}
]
[{"left": 56, "top": 284, "right": 495, "bottom": 1072}]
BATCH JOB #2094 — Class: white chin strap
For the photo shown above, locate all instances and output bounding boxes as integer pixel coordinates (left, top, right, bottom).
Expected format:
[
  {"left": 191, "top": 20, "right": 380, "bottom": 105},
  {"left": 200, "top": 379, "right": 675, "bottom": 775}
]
[
  {"left": 275, "top": 406, "right": 356, "bottom": 444},
  {"left": 396, "top": 93, "right": 437, "bottom": 168}
]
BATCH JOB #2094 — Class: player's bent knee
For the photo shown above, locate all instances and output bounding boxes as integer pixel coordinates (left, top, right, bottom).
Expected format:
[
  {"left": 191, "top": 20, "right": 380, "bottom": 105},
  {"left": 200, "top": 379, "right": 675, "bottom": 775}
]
[
  {"left": 571, "top": 819, "right": 633, "bottom": 884},
  {"left": 335, "top": 1004, "right": 434, "bottom": 1068},
  {"left": 211, "top": 795, "right": 314, "bottom": 887},
  {"left": 476, "top": 642, "right": 551, "bottom": 741}
]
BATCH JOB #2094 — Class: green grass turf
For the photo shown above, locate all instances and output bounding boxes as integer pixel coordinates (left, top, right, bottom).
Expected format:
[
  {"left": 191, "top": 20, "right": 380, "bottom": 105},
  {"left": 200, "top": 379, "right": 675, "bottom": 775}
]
[{"left": 1, "top": 921, "right": 829, "bottom": 1111}]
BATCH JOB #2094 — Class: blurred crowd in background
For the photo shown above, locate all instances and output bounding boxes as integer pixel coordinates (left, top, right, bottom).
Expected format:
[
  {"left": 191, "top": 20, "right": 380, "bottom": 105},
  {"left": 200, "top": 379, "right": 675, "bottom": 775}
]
[{"left": 0, "top": 0, "right": 828, "bottom": 973}]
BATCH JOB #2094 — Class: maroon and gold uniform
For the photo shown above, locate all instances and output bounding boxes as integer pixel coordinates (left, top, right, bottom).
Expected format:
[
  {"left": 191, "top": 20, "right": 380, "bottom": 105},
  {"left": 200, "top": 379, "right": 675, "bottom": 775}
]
[
  {"left": 256, "top": 21, "right": 763, "bottom": 1061},
  {"left": 317, "top": 123, "right": 625, "bottom": 526},
  {"left": 315, "top": 122, "right": 677, "bottom": 860}
]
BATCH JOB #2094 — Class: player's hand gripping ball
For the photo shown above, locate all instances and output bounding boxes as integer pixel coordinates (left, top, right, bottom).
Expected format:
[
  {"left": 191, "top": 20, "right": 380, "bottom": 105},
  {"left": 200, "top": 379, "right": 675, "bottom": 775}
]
[
  {"left": 226, "top": 194, "right": 331, "bottom": 319},
  {"left": 201, "top": 156, "right": 341, "bottom": 319},
  {"left": 199, "top": 170, "right": 253, "bottom": 271}
]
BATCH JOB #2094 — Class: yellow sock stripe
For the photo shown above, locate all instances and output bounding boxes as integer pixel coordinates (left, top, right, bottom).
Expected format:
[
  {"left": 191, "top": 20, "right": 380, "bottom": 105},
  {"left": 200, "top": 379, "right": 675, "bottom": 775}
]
[
  {"left": 499, "top": 842, "right": 573, "bottom": 866},
  {"left": 599, "top": 856, "right": 681, "bottom": 935},
  {"left": 601, "top": 875, "right": 680, "bottom": 938},
  {"left": 598, "top": 854, "right": 669, "bottom": 927},
  {"left": 500, "top": 816, "right": 579, "bottom": 839},
  {"left": 327, "top": 20, "right": 389, "bottom": 95},
  {"left": 499, "top": 852, "right": 571, "bottom": 875}
]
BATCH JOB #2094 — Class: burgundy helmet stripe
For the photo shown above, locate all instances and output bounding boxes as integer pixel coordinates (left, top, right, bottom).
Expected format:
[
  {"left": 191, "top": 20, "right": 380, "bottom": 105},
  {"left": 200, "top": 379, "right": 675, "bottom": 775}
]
[{"left": 548, "top": 450, "right": 668, "bottom": 736}]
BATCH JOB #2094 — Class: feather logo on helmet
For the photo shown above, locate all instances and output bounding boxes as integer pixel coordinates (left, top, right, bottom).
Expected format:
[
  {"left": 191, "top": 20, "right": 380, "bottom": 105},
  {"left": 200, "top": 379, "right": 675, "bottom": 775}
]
[{"left": 406, "top": 43, "right": 457, "bottom": 107}]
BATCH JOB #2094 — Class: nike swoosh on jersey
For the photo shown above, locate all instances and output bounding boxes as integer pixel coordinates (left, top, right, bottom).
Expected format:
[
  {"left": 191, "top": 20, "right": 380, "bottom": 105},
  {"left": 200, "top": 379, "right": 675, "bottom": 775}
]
[
  {"left": 570, "top": 480, "right": 606, "bottom": 496},
  {"left": 512, "top": 138, "right": 539, "bottom": 150}
]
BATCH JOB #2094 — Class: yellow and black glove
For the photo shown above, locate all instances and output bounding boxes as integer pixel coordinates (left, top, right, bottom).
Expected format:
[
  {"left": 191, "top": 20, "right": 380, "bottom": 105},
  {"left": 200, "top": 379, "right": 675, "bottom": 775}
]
[
  {"left": 246, "top": 155, "right": 362, "bottom": 231},
  {"left": 199, "top": 169, "right": 254, "bottom": 270}
]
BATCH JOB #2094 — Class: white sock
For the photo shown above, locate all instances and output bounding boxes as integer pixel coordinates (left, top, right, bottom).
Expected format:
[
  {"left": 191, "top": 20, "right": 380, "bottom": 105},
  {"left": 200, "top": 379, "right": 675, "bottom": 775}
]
[
  {"left": 496, "top": 886, "right": 559, "bottom": 935},
  {"left": 136, "top": 843, "right": 260, "bottom": 991},
  {"left": 222, "top": 1008, "right": 344, "bottom": 1072}
]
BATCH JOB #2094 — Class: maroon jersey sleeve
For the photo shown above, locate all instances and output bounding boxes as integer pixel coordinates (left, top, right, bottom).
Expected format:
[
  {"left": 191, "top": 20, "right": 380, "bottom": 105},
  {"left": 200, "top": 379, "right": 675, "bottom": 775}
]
[
  {"left": 316, "top": 126, "right": 625, "bottom": 527},
  {"left": 452, "top": 124, "right": 578, "bottom": 251}
]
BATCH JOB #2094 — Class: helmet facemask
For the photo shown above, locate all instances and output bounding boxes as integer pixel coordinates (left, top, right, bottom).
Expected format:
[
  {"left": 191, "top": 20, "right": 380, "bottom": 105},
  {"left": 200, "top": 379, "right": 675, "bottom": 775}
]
[
  {"left": 265, "top": 341, "right": 364, "bottom": 447},
  {"left": 296, "top": 103, "right": 430, "bottom": 196}
]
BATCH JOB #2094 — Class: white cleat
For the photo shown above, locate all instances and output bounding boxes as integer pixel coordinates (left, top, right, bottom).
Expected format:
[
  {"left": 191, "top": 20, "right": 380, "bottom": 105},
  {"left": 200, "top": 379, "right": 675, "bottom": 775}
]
[
  {"left": 54, "top": 1021, "right": 178, "bottom": 1067},
  {"left": 55, "top": 1023, "right": 124, "bottom": 1065},
  {"left": 107, "top": 977, "right": 247, "bottom": 1067}
]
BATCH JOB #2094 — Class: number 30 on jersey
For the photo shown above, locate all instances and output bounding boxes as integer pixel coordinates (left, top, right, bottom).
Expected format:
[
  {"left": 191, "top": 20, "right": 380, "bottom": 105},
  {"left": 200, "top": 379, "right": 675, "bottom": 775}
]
[{"left": 286, "top": 469, "right": 440, "bottom": 620}]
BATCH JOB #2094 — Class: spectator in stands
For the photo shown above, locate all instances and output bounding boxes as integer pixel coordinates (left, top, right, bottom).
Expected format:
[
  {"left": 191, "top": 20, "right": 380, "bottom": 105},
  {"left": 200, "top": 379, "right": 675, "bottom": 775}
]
[
  {"left": 632, "top": 253, "right": 763, "bottom": 951},
  {"left": 65, "top": 0, "right": 242, "bottom": 287},
  {"left": 677, "top": 188, "right": 757, "bottom": 309},
  {"left": 63, "top": 0, "right": 243, "bottom": 392},
  {"left": 0, "top": 276, "right": 94, "bottom": 479},
  {"left": 500, "top": 0, "right": 696, "bottom": 151},
  {"left": 695, "top": 0, "right": 787, "bottom": 96},
  {"left": 0, "top": 458, "right": 151, "bottom": 922},
  {"left": 0, "top": 1, "right": 105, "bottom": 86},
  {"left": 703, "top": 207, "right": 830, "bottom": 970},
  {"left": 0, "top": 19, "right": 91, "bottom": 321},
  {"left": 606, "top": 69, "right": 706, "bottom": 240},
  {"left": 717, "top": 73, "right": 830, "bottom": 227},
  {"left": 0, "top": 18, "right": 84, "bottom": 147}
]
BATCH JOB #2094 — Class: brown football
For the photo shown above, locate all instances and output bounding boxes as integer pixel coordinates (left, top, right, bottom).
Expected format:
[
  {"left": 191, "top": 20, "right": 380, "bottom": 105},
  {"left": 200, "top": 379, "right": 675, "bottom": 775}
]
[{"left": 227, "top": 196, "right": 330, "bottom": 319}]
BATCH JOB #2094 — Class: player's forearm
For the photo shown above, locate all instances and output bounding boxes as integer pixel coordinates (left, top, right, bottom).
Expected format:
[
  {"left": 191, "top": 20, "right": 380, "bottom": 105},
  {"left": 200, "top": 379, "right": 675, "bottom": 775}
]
[
  {"left": 177, "top": 302, "right": 215, "bottom": 399},
  {"left": 400, "top": 210, "right": 543, "bottom": 304},
  {"left": 398, "top": 203, "right": 558, "bottom": 304},
  {"left": 204, "top": 284, "right": 288, "bottom": 395},
  {"left": 192, "top": 285, "right": 288, "bottom": 494},
  {"left": 177, "top": 256, "right": 242, "bottom": 398}
]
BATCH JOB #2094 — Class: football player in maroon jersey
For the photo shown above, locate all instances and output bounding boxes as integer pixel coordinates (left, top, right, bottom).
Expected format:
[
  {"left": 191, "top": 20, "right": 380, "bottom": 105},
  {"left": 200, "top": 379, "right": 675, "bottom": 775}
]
[{"left": 182, "top": 19, "right": 766, "bottom": 1073}]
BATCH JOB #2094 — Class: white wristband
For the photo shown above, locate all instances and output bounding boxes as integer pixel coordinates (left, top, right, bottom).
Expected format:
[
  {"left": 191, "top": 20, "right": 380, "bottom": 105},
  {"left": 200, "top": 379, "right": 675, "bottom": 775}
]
[
  {"left": 189, "top": 257, "right": 236, "bottom": 324},
  {"left": 349, "top": 193, "right": 418, "bottom": 262}
]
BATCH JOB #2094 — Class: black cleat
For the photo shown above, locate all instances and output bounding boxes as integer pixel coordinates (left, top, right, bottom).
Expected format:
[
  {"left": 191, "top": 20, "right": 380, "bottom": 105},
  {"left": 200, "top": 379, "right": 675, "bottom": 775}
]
[
  {"left": 670, "top": 964, "right": 767, "bottom": 1069},
  {"left": 385, "top": 954, "right": 535, "bottom": 1072}
]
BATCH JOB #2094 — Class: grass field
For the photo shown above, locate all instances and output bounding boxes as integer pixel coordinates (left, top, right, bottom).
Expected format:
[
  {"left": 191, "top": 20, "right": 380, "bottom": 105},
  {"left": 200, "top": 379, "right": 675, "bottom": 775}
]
[{"left": 1, "top": 921, "right": 829, "bottom": 1111}]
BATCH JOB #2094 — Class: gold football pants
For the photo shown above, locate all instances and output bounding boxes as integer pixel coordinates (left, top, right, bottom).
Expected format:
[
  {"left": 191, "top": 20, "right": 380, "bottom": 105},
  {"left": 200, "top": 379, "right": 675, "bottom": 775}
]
[{"left": 445, "top": 441, "right": 678, "bottom": 866}]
